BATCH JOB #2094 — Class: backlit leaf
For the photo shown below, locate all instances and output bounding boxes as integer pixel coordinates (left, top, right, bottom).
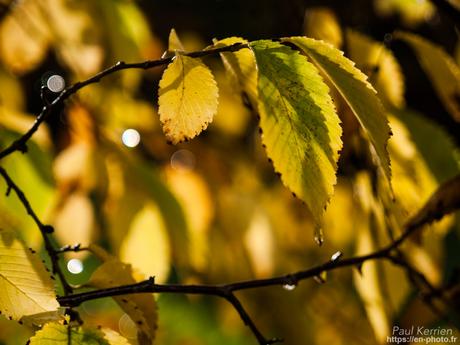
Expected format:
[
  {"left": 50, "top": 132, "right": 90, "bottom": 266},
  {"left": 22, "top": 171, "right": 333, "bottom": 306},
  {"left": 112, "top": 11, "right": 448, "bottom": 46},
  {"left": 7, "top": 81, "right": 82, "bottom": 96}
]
[
  {"left": 158, "top": 54, "right": 218, "bottom": 144},
  {"left": 395, "top": 31, "right": 460, "bottom": 122},
  {"left": 250, "top": 40, "right": 342, "bottom": 224},
  {"left": 374, "top": 0, "right": 434, "bottom": 27},
  {"left": 346, "top": 29, "right": 405, "bottom": 108},
  {"left": 120, "top": 204, "right": 171, "bottom": 283},
  {"left": 285, "top": 36, "right": 392, "bottom": 187},
  {"left": 352, "top": 174, "right": 391, "bottom": 343},
  {"left": 0, "top": 0, "right": 50, "bottom": 73},
  {"left": 214, "top": 37, "right": 258, "bottom": 107},
  {"left": 168, "top": 28, "right": 184, "bottom": 51},
  {"left": 303, "top": 7, "right": 343, "bottom": 48},
  {"left": 89, "top": 244, "right": 158, "bottom": 345},
  {"left": 0, "top": 228, "right": 59, "bottom": 321},
  {"left": 29, "top": 322, "right": 110, "bottom": 345}
]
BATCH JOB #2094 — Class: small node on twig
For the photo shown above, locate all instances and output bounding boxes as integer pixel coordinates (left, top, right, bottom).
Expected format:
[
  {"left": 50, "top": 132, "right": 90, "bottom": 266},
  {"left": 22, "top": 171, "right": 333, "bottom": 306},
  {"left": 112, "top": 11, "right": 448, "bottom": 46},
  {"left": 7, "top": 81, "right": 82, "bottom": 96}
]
[
  {"left": 42, "top": 225, "right": 54, "bottom": 234},
  {"left": 17, "top": 142, "right": 28, "bottom": 154},
  {"left": 5, "top": 185, "right": 11, "bottom": 196},
  {"left": 266, "top": 337, "right": 284, "bottom": 344}
]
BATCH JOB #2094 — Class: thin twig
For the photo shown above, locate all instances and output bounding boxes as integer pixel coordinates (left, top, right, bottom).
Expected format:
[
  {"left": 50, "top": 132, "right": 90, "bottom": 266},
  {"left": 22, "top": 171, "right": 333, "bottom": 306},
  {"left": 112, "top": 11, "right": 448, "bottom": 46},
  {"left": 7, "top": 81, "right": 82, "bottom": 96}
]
[
  {"left": 0, "top": 42, "right": 248, "bottom": 161},
  {"left": 0, "top": 166, "right": 72, "bottom": 294}
]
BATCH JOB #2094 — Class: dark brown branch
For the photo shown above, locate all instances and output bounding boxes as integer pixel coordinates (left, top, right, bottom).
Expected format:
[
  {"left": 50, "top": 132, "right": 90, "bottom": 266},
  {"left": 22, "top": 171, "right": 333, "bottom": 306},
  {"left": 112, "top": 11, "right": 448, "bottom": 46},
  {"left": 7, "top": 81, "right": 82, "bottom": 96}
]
[
  {"left": 0, "top": 166, "right": 72, "bottom": 294},
  {"left": 0, "top": 42, "right": 248, "bottom": 161},
  {"left": 57, "top": 174, "right": 460, "bottom": 344},
  {"left": 56, "top": 244, "right": 89, "bottom": 254}
]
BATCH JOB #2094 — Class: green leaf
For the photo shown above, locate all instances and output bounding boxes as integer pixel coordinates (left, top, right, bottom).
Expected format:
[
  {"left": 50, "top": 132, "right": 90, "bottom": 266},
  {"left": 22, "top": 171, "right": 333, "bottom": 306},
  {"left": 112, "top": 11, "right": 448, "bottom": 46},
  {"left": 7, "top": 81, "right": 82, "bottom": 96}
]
[
  {"left": 395, "top": 31, "right": 460, "bottom": 122},
  {"left": 89, "top": 244, "right": 158, "bottom": 345},
  {"left": 284, "top": 37, "right": 392, "bottom": 188},
  {"left": 249, "top": 40, "right": 342, "bottom": 224},
  {"left": 0, "top": 229, "right": 59, "bottom": 321},
  {"left": 213, "top": 37, "right": 258, "bottom": 107},
  {"left": 29, "top": 322, "right": 114, "bottom": 345},
  {"left": 158, "top": 54, "right": 219, "bottom": 144}
]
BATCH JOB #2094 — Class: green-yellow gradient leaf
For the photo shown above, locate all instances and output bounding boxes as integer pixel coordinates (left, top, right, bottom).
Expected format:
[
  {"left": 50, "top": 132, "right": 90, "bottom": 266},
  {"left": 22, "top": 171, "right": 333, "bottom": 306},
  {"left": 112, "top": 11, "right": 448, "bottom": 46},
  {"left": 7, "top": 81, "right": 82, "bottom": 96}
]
[
  {"left": 249, "top": 40, "right": 342, "bottom": 224},
  {"left": 284, "top": 37, "right": 392, "bottom": 188},
  {"left": 89, "top": 244, "right": 158, "bottom": 345},
  {"left": 395, "top": 31, "right": 460, "bottom": 122},
  {"left": 213, "top": 37, "right": 258, "bottom": 107},
  {"left": 0, "top": 228, "right": 59, "bottom": 321},
  {"left": 29, "top": 322, "right": 111, "bottom": 345},
  {"left": 346, "top": 29, "right": 405, "bottom": 108},
  {"left": 158, "top": 54, "right": 218, "bottom": 144}
]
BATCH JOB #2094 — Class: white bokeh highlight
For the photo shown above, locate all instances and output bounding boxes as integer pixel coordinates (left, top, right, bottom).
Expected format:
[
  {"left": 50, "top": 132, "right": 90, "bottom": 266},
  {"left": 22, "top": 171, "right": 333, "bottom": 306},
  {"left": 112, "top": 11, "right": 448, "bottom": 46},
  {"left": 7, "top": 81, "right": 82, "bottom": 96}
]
[
  {"left": 122, "top": 129, "right": 141, "bottom": 148},
  {"left": 67, "top": 258, "right": 83, "bottom": 274},
  {"left": 47, "top": 75, "right": 65, "bottom": 93}
]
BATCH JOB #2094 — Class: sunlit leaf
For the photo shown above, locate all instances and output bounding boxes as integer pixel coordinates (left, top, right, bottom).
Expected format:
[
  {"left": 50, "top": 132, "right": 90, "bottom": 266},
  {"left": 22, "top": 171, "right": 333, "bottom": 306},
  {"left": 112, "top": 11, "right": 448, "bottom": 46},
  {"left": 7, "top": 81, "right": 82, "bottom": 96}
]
[
  {"left": 120, "top": 204, "right": 171, "bottom": 283},
  {"left": 303, "top": 7, "right": 343, "bottom": 48},
  {"left": 0, "top": 0, "right": 50, "bottom": 73},
  {"left": 212, "top": 70, "right": 251, "bottom": 136},
  {"left": 395, "top": 31, "right": 460, "bottom": 122},
  {"left": 53, "top": 191, "right": 94, "bottom": 256},
  {"left": 44, "top": 0, "right": 103, "bottom": 77},
  {"left": 29, "top": 322, "right": 109, "bottom": 345},
  {"left": 352, "top": 174, "right": 391, "bottom": 343},
  {"left": 285, "top": 36, "right": 392, "bottom": 188},
  {"left": 394, "top": 108, "right": 459, "bottom": 182},
  {"left": 158, "top": 54, "right": 219, "bottom": 144},
  {"left": 244, "top": 209, "right": 274, "bottom": 277},
  {"left": 346, "top": 29, "right": 405, "bottom": 108},
  {"left": 0, "top": 229, "right": 59, "bottom": 321},
  {"left": 123, "top": 158, "right": 189, "bottom": 273},
  {"left": 214, "top": 37, "right": 258, "bottom": 107},
  {"left": 101, "top": 328, "right": 131, "bottom": 345},
  {"left": 374, "top": 0, "right": 435, "bottom": 26},
  {"left": 250, "top": 40, "right": 342, "bottom": 224},
  {"left": 89, "top": 244, "right": 158, "bottom": 345},
  {"left": 165, "top": 168, "right": 213, "bottom": 272},
  {"left": 168, "top": 28, "right": 184, "bottom": 51}
]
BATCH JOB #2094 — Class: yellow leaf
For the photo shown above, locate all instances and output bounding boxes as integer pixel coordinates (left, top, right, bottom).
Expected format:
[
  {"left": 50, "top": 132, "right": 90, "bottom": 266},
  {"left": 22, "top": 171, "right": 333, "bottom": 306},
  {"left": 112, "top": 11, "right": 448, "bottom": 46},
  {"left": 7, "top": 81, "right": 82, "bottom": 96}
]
[
  {"left": 352, "top": 175, "right": 391, "bottom": 343},
  {"left": 395, "top": 31, "right": 460, "bottom": 122},
  {"left": 53, "top": 192, "right": 94, "bottom": 257},
  {"left": 346, "top": 29, "right": 405, "bottom": 108},
  {"left": 119, "top": 205, "right": 170, "bottom": 283},
  {"left": 214, "top": 37, "right": 258, "bottom": 107},
  {"left": 165, "top": 168, "right": 213, "bottom": 272},
  {"left": 29, "top": 322, "right": 110, "bottom": 345},
  {"left": 374, "top": 0, "right": 434, "bottom": 27},
  {"left": 158, "top": 54, "right": 218, "bottom": 144},
  {"left": 244, "top": 209, "right": 274, "bottom": 278},
  {"left": 0, "top": 0, "right": 50, "bottom": 73},
  {"left": 0, "top": 229, "right": 59, "bottom": 321},
  {"left": 168, "top": 28, "right": 184, "bottom": 51},
  {"left": 89, "top": 244, "right": 158, "bottom": 345},
  {"left": 101, "top": 328, "right": 131, "bottom": 345},
  {"left": 303, "top": 7, "right": 343, "bottom": 48}
]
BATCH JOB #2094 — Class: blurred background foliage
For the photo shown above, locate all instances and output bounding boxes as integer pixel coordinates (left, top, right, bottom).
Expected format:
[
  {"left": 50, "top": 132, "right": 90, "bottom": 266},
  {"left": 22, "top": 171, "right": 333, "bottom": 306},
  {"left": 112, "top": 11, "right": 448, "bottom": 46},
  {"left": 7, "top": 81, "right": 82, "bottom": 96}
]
[{"left": 0, "top": 0, "right": 460, "bottom": 344}]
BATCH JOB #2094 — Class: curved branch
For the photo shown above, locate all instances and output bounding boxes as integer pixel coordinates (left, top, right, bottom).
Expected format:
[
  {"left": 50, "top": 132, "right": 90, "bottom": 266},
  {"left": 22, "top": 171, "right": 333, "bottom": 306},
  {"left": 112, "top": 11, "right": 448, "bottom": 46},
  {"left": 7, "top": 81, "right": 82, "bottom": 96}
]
[{"left": 0, "top": 42, "right": 248, "bottom": 161}]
